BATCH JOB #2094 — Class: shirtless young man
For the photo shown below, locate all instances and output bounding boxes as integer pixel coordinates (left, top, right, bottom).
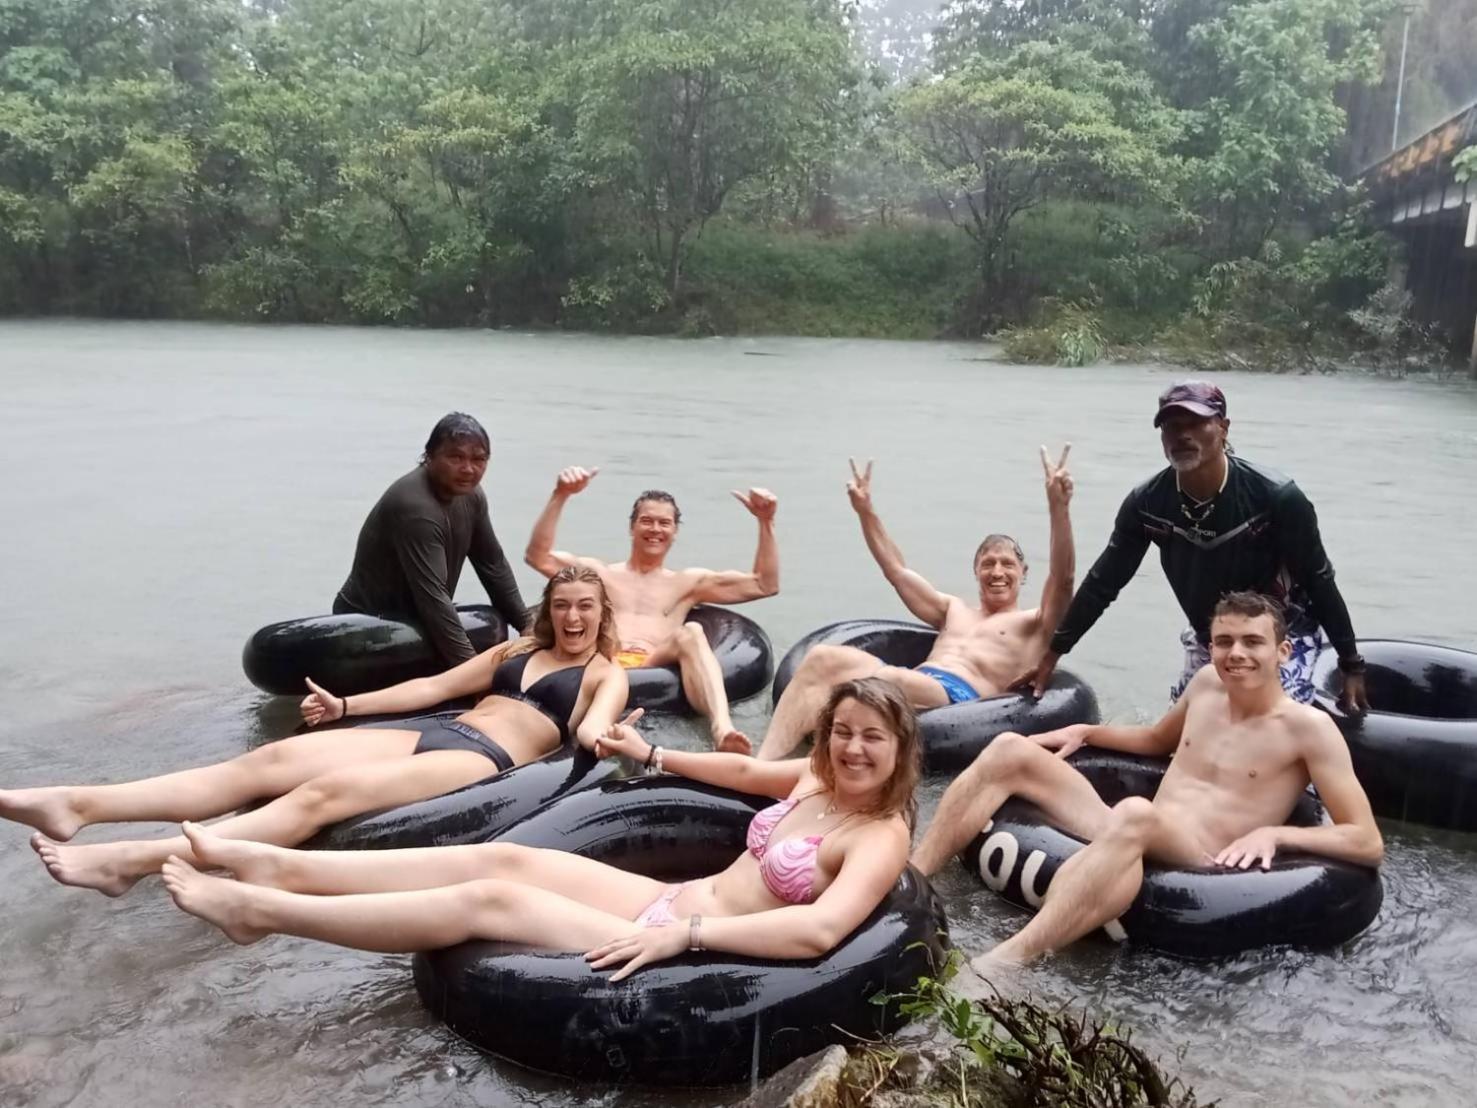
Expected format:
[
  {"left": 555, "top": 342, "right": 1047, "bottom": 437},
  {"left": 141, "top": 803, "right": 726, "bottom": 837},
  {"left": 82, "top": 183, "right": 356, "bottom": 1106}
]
[
  {"left": 911, "top": 591, "right": 1384, "bottom": 968},
  {"left": 525, "top": 468, "right": 778, "bottom": 753},
  {"left": 753, "top": 448, "right": 1074, "bottom": 760}
]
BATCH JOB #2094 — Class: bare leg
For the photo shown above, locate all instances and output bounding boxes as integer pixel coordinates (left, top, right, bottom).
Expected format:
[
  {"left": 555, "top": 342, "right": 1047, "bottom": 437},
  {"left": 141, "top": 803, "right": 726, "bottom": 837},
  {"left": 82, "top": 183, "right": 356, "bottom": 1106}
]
[
  {"left": 0, "top": 727, "right": 420, "bottom": 841},
  {"left": 754, "top": 645, "right": 893, "bottom": 760},
  {"left": 910, "top": 733, "right": 1112, "bottom": 876},
  {"left": 669, "top": 622, "right": 748, "bottom": 752},
  {"left": 981, "top": 797, "right": 1204, "bottom": 965},
  {"left": 31, "top": 750, "right": 494, "bottom": 897},
  {"left": 162, "top": 860, "right": 646, "bottom": 952},
  {"left": 182, "top": 824, "right": 667, "bottom": 917}
]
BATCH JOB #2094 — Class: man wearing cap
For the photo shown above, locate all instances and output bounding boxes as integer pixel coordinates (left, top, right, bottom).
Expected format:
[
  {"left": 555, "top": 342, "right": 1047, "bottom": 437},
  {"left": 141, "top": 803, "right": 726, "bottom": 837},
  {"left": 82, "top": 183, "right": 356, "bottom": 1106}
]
[
  {"left": 335, "top": 412, "right": 529, "bottom": 668},
  {"left": 1016, "top": 381, "right": 1368, "bottom": 710}
]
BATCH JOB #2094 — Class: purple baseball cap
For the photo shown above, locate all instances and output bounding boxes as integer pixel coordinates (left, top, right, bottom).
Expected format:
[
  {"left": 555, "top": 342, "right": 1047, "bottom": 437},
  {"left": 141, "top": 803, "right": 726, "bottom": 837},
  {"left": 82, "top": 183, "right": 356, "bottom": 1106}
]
[{"left": 1153, "top": 381, "right": 1227, "bottom": 426}]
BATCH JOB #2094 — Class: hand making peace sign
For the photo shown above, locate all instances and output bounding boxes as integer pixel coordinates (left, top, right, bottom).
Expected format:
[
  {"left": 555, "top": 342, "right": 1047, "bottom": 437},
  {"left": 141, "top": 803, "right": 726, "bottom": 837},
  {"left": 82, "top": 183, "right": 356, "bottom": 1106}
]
[
  {"left": 846, "top": 457, "right": 874, "bottom": 514},
  {"left": 1041, "top": 443, "right": 1073, "bottom": 510}
]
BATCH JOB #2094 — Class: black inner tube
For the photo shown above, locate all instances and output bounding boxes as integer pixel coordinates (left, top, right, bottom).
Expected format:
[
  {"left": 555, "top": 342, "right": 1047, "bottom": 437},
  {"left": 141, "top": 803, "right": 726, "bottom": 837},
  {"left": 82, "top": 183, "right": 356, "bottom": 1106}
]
[
  {"left": 960, "top": 750, "right": 1382, "bottom": 959},
  {"left": 411, "top": 777, "right": 951, "bottom": 1085}
]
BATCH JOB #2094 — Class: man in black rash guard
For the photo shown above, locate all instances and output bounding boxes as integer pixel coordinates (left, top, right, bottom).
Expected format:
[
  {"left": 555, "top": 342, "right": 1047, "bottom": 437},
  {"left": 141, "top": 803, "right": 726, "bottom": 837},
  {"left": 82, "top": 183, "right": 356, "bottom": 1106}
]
[
  {"left": 1018, "top": 381, "right": 1369, "bottom": 711},
  {"left": 334, "top": 413, "right": 529, "bottom": 668}
]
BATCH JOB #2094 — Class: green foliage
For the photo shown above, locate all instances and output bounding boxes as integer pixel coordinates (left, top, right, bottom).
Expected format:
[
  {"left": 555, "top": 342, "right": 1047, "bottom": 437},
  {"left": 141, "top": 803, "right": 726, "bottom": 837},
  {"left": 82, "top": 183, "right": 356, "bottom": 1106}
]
[
  {"left": 896, "top": 39, "right": 1183, "bottom": 331},
  {"left": 683, "top": 220, "right": 971, "bottom": 338},
  {"left": 1455, "top": 145, "right": 1477, "bottom": 184},
  {"left": 557, "top": 0, "right": 856, "bottom": 296},
  {"left": 880, "top": 958, "right": 1212, "bottom": 1108},
  {"left": 1003, "top": 302, "right": 1108, "bottom": 366},
  {"left": 0, "top": 0, "right": 1427, "bottom": 354}
]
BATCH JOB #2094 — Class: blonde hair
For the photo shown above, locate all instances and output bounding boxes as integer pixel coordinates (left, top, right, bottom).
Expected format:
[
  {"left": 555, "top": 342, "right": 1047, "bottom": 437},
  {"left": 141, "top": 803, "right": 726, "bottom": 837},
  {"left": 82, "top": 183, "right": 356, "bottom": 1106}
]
[
  {"left": 504, "top": 565, "right": 618, "bottom": 660},
  {"left": 808, "top": 677, "right": 922, "bottom": 829}
]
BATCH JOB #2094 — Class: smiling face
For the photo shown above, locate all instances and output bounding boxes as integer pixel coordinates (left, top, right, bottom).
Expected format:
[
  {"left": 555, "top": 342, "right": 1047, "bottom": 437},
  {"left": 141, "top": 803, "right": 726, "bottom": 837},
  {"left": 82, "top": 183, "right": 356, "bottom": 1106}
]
[
  {"left": 974, "top": 540, "right": 1025, "bottom": 612},
  {"left": 425, "top": 438, "right": 489, "bottom": 498},
  {"left": 825, "top": 696, "right": 901, "bottom": 799},
  {"left": 547, "top": 579, "right": 603, "bottom": 655},
  {"left": 629, "top": 499, "right": 679, "bottom": 559},
  {"left": 1209, "top": 611, "right": 1290, "bottom": 692},
  {"left": 1159, "top": 411, "right": 1228, "bottom": 475}
]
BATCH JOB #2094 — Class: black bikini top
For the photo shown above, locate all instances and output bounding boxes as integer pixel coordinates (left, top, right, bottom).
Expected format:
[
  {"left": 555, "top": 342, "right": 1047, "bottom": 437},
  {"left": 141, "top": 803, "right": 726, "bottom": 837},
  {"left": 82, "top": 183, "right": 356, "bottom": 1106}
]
[{"left": 488, "top": 651, "right": 591, "bottom": 743}]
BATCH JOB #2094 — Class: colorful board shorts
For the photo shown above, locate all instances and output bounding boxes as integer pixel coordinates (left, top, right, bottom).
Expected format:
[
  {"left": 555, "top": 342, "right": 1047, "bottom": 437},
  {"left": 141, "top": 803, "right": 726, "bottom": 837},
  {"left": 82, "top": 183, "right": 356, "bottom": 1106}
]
[
  {"left": 1169, "top": 626, "right": 1325, "bottom": 704},
  {"left": 915, "top": 665, "right": 981, "bottom": 706},
  {"left": 615, "top": 649, "right": 650, "bottom": 670}
]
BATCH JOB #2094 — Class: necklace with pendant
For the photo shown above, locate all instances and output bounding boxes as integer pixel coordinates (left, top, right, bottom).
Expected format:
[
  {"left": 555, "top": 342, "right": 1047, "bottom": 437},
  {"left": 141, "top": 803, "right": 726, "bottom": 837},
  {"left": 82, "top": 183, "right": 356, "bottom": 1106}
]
[
  {"left": 1180, "top": 494, "right": 1216, "bottom": 526},
  {"left": 816, "top": 800, "right": 837, "bottom": 821}
]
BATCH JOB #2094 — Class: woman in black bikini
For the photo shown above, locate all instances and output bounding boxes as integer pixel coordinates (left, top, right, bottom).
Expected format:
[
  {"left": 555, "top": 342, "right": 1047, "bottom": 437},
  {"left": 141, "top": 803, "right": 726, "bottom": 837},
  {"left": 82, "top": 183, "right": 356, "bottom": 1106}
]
[{"left": 1, "top": 566, "right": 628, "bottom": 897}]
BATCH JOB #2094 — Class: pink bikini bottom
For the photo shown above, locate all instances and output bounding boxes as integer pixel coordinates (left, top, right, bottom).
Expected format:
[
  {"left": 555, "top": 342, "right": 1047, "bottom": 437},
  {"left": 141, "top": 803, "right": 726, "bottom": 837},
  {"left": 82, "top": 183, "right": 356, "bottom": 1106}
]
[{"left": 634, "top": 882, "right": 689, "bottom": 928}]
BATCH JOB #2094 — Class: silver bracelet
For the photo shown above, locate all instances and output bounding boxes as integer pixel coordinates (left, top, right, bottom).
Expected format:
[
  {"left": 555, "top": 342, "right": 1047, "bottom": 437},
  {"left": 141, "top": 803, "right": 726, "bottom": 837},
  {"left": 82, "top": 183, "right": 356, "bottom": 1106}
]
[{"left": 688, "top": 913, "right": 703, "bottom": 951}]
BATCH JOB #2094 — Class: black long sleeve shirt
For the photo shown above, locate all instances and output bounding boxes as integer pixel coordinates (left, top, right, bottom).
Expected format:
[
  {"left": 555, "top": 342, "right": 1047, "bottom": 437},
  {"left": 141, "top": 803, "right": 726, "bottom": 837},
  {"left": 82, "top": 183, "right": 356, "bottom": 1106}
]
[
  {"left": 1049, "top": 456, "right": 1358, "bottom": 661},
  {"left": 337, "top": 468, "right": 528, "bottom": 665}
]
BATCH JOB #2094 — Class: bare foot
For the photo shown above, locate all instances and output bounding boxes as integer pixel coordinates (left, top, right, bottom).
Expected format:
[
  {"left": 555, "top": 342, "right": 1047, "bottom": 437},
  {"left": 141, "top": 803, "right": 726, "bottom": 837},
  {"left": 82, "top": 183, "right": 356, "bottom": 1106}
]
[
  {"left": 31, "top": 833, "right": 141, "bottom": 897},
  {"left": 715, "top": 729, "right": 753, "bottom": 756},
  {"left": 181, "top": 822, "right": 295, "bottom": 890},
  {"left": 967, "top": 949, "right": 1028, "bottom": 996},
  {"left": 0, "top": 787, "right": 86, "bottom": 841},
  {"left": 161, "top": 856, "right": 269, "bottom": 945}
]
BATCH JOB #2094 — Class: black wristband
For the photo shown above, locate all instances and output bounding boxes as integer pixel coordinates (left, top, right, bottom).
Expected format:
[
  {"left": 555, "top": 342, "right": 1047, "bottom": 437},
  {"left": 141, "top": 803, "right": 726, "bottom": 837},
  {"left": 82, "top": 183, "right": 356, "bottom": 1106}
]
[
  {"left": 1337, "top": 654, "right": 1367, "bottom": 675},
  {"left": 643, "top": 743, "right": 656, "bottom": 768},
  {"left": 340, "top": 695, "right": 350, "bottom": 717}
]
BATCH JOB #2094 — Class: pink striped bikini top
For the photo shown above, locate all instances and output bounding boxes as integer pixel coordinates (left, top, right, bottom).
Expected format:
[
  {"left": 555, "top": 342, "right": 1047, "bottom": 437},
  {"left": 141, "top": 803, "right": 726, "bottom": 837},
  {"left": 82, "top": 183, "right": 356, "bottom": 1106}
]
[{"left": 745, "top": 794, "right": 831, "bottom": 905}]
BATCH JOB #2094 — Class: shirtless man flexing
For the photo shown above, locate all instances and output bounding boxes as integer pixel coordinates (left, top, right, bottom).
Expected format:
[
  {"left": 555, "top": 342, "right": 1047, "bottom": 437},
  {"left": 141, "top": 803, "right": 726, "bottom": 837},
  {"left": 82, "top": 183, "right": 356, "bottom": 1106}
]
[
  {"left": 911, "top": 591, "right": 1384, "bottom": 967},
  {"left": 753, "top": 448, "right": 1074, "bottom": 760},
  {"left": 525, "top": 468, "right": 778, "bottom": 753}
]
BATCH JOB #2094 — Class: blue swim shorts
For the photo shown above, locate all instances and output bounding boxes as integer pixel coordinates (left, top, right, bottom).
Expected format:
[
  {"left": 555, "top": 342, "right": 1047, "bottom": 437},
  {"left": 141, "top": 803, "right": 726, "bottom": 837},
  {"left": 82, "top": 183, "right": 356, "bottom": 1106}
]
[{"left": 916, "top": 665, "right": 981, "bottom": 706}]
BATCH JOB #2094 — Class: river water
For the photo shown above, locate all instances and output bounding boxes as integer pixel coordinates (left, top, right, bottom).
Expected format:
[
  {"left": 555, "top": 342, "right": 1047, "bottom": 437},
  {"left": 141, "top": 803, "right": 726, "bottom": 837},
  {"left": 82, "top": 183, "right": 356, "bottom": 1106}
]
[{"left": 1, "top": 320, "right": 1475, "bottom": 1107}]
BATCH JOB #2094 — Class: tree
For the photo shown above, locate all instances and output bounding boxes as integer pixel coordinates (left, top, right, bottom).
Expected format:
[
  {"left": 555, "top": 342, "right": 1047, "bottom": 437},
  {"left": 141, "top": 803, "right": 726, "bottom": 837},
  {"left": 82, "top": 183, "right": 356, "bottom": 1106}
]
[
  {"left": 559, "top": 0, "right": 857, "bottom": 299},
  {"left": 897, "top": 40, "right": 1182, "bottom": 330}
]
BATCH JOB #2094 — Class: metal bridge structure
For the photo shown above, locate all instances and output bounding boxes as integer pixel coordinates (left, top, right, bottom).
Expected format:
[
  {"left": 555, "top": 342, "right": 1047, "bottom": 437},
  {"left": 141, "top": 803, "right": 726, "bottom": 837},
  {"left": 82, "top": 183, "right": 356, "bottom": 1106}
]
[{"left": 1360, "top": 99, "right": 1477, "bottom": 369}]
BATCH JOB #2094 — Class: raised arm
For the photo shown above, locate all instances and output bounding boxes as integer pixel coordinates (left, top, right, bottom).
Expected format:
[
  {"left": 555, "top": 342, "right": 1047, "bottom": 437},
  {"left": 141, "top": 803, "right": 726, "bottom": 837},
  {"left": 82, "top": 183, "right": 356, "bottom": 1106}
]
[
  {"left": 468, "top": 491, "right": 530, "bottom": 633},
  {"left": 1035, "top": 444, "right": 1076, "bottom": 637},
  {"left": 524, "top": 466, "right": 603, "bottom": 578},
  {"left": 1218, "top": 713, "right": 1383, "bottom": 871},
  {"left": 847, "top": 459, "right": 950, "bottom": 628},
  {"left": 1022, "top": 485, "right": 1151, "bottom": 695},
  {"left": 301, "top": 645, "right": 505, "bottom": 726},
  {"left": 691, "top": 488, "right": 780, "bottom": 605},
  {"left": 594, "top": 719, "right": 807, "bottom": 799},
  {"left": 588, "top": 820, "right": 910, "bottom": 978}
]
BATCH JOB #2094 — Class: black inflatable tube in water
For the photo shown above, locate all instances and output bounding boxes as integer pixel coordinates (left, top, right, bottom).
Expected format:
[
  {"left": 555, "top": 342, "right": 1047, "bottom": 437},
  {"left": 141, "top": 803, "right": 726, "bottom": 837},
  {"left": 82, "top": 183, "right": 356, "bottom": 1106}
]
[
  {"left": 305, "top": 719, "right": 622, "bottom": 850},
  {"left": 960, "top": 751, "right": 1382, "bottom": 959},
  {"left": 623, "top": 606, "right": 774, "bottom": 714},
  {"left": 242, "top": 604, "right": 510, "bottom": 697},
  {"left": 412, "top": 777, "right": 951, "bottom": 1085},
  {"left": 1312, "top": 639, "right": 1477, "bottom": 831},
  {"left": 773, "top": 619, "right": 1101, "bottom": 773}
]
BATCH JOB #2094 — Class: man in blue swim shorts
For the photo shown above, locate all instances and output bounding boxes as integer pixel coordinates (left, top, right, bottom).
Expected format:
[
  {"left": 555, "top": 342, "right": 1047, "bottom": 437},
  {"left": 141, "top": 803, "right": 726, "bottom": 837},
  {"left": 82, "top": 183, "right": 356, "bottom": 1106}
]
[{"left": 755, "top": 449, "right": 1076, "bottom": 759}]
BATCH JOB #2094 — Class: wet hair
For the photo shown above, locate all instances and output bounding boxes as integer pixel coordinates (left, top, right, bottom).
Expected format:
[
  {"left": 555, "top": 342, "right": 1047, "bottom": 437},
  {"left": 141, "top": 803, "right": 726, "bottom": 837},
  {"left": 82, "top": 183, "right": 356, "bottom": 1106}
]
[
  {"left": 1212, "top": 591, "right": 1287, "bottom": 642},
  {"left": 629, "top": 490, "right": 682, "bottom": 526},
  {"left": 421, "top": 412, "right": 490, "bottom": 462},
  {"left": 973, "top": 534, "right": 1027, "bottom": 576},
  {"left": 809, "top": 677, "right": 922, "bottom": 829},
  {"left": 505, "top": 565, "right": 618, "bottom": 660}
]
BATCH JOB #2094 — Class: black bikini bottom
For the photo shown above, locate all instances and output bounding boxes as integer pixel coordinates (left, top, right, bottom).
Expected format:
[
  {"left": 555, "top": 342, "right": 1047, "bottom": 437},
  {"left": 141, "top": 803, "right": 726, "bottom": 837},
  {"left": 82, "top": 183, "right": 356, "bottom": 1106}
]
[{"left": 408, "top": 718, "right": 514, "bottom": 773}]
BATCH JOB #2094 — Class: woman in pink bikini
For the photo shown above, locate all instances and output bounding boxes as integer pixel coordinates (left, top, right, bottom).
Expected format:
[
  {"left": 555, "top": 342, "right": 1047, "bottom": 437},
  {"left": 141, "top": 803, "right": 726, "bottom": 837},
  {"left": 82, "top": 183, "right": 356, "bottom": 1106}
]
[{"left": 160, "top": 677, "right": 920, "bottom": 980}]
